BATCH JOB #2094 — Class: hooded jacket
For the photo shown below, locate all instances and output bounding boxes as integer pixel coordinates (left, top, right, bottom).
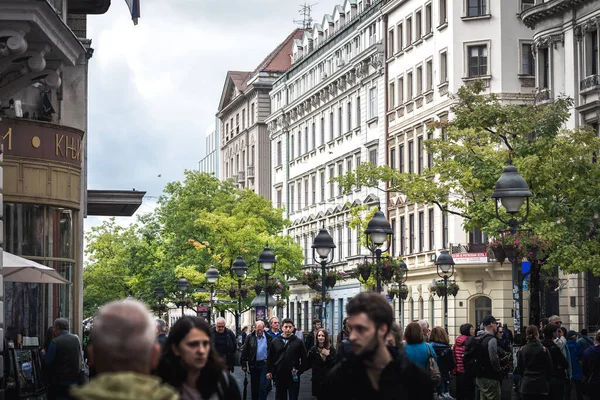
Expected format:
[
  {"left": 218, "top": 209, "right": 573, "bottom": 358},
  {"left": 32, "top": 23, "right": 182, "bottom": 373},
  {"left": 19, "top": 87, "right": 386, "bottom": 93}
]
[
  {"left": 453, "top": 335, "right": 469, "bottom": 374},
  {"left": 583, "top": 344, "right": 600, "bottom": 385},
  {"left": 69, "top": 372, "right": 178, "bottom": 400},
  {"left": 566, "top": 338, "right": 584, "bottom": 381}
]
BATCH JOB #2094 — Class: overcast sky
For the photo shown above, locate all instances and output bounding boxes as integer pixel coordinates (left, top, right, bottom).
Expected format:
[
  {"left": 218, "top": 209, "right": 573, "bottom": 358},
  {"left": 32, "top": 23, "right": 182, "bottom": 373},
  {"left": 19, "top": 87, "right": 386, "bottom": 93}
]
[{"left": 84, "top": 0, "right": 341, "bottom": 232}]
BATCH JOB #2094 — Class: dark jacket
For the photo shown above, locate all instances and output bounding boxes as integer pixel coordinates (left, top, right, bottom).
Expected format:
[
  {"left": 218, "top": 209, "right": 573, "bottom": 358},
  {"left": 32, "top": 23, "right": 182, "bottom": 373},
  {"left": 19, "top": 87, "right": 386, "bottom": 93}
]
[
  {"left": 240, "top": 332, "right": 273, "bottom": 369},
  {"left": 583, "top": 345, "right": 600, "bottom": 386},
  {"left": 266, "top": 334, "right": 307, "bottom": 381},
  {"left": 431, "top": 342, "right": 455, "bottom": 378},
  {"left": 542, "top": 338, "right": 569, "bottom": 381},
  {"left": 515, "top": 339, "right": 553, "bottom": 395},
  {"left": 323, "top": 345, "right": 432, "bottom": 400},
  {"left": 212, "top": 328, "right": 237, "bottom": 369},
  {"left": 475, "top": 331, "right": 502, "bottom": 381},
  {"left": 304, "top": 329, "right": 317, "bottom": 351},
  {"left": 306, "top": 345, "right": 337, "bottom": 397},
  {"left": 44, "top": 331, "right": 81, "bottom": 385},
  {"left": 336, "top": 339, "right": 353, "bottom": 363}
]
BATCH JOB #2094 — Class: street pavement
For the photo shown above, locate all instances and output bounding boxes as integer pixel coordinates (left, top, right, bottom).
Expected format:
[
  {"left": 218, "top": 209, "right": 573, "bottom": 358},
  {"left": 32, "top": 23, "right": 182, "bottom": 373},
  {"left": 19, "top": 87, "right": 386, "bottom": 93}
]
[{"left": 231, "top": 367, "right": 313, "bottom": 400}]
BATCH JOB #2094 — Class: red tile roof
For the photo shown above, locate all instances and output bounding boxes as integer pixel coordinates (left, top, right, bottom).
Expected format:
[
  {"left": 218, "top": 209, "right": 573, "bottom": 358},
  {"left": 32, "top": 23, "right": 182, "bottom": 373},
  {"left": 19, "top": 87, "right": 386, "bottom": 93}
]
[
  {"left": 253, "top": 28, "right": 307, "bottom": 74},
  {"left": 228, "top": 71, "right": 252, "bottom": 93}
]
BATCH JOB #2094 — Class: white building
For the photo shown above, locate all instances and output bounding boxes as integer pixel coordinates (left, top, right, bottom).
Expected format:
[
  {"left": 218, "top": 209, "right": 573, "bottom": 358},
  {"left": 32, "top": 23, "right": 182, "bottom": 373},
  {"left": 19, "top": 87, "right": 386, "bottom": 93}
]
[
  {"left": 267, "top": 0, "right": 387, "bottom": 338},
  {"left": 521, "top": 0, "right": 600, "bottom": 333},
  {"left": 383, "top": 0, "right": 537, "bottom": 338}
]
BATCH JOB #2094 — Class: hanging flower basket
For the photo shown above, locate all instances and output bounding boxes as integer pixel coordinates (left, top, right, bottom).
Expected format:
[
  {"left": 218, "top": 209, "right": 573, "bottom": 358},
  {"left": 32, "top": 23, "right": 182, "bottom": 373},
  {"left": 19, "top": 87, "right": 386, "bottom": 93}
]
[
  {"left": 381, "top": 265, "right": 394, "bottom": 281},
  {"left": 300, "top": 269, "right": 320, "bottom": 287},
  {"left": 325, "top": 276, "right": 336, "bottom": 288},
  {"left": 490, "top": 245, "right": 506, "bottom": 263},
  {"left": 276, "top": 300, "right": 286, "bottom": 308},
  {"left": 398, "top": 284, "right": 409, "bottom": 300},
  {"left": 264, "top": 277, "right": 286, "bottom": 296},
  {"left": 429, "top": 281, "right": 447, "bottom": 297},
  {"left": 447, "top": 282, "right": 460, "bottom": 297},
  {"left": 312, "top": 293, "right": 332, "bottom": 305},
  {"left": 228, "top": 287, "right": 237, "bottom": 298},
  {"left": 325, "top": 270, "right": 345, "bottom": 288},
  {"left": 503, "top": 244, "right": 517, "bottom": 261},
  {"left": 387, "top": 287, "right": 399, "bottom": 299},
  {"left": 239, "top": 286, "right": 249, "bottom": 299},
  {"left": 254, "top": 284, "right": 262, "bottom": 295},
  {"left": 357, "top": 262, "right": 373, "bottom": 282}
]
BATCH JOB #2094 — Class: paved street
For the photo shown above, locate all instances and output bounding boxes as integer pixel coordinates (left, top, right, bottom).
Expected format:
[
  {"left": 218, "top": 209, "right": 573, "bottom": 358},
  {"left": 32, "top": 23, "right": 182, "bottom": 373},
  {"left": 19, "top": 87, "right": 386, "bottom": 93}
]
[{"left": 231, "top": 367, "right": 314, "bottom": 400}]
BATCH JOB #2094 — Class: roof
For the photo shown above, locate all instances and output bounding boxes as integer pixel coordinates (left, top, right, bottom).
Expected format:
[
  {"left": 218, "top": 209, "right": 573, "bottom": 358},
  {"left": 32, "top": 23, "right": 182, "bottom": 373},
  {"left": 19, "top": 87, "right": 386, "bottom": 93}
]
[
  {"left": 87, "top": 190, "right": 145, "bottom": 217},
  {"left": 252, "top": 28, "right": 307, "bottom": 74},
  {"left": 229, "top": 71, "right": 252, "bottom": 93}
]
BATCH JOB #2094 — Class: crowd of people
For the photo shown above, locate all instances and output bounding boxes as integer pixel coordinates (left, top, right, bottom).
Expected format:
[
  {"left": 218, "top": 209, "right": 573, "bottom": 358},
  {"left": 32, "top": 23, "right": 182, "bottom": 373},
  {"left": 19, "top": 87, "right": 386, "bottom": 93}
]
[{"left": 37, "top": 294, "right": 600, "bottom": 400}]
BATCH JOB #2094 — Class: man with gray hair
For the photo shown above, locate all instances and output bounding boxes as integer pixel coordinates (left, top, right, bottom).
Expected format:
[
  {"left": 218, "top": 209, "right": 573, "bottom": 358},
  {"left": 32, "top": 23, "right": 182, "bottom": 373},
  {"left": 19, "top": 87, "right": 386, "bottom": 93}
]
[
  {"left": 42, "top": 318, "right": 81, "bottom": 400},
  {"left": 213, "top": 316, "right": 237, "bottom": 372},
  {"left": 418, "top": 319, "right": 430, "bottom": 342},
  {"left": 69, "top": 300, "right": 178, "bottom": 400},
  {"left": 155, "top": 318, "right": 167, "bottom": 346}
]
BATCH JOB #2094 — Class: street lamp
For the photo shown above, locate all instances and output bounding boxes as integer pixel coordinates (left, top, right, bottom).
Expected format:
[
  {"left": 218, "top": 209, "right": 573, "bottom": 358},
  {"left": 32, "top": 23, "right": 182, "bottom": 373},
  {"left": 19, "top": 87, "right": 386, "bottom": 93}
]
[
  {"left": 491, "top": 163, "right": 532, "bottom": 337},
  {"left": 435, "top": 250, "right": 455, "bottom": 332},
  {"left": 312, "top": 228, "right": 336, "bottom": 324},
  {"left": 177, "top": 275, "right": 189, "bottom": 318},
  {"left": 257, "top": 244, "right": 277, "bottom": 319},
  {"left": 394, "top": 260, "right": 408, "bottom": 325},
  {"left": 364, "top": 207, "right": 394, "bottom": 293},
  {"left": 205, "top": 265, "right": 220, "bottom": 323},
  {"left": 231, "top": 256, "right": 248, "bottom": 337},
  {"left": 155, "top": 283, "right": 165, "bottom": 316}
]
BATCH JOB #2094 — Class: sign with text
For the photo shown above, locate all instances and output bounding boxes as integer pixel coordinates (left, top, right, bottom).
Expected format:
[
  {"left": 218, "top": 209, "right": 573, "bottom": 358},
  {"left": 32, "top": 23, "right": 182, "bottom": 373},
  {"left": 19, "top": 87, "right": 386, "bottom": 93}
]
[
  {"left": 451, "top": 252, "right": 489, "bottom": 264},
  {"left": 0, "top": 118, "right": 83, "bottom": 167}
]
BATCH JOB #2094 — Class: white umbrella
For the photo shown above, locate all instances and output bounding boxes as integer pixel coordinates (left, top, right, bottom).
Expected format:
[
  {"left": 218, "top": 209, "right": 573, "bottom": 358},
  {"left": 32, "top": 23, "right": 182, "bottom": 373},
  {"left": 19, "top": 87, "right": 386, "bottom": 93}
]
[{"left": 1, "top": 251, "right": 71, "bottom": 284}]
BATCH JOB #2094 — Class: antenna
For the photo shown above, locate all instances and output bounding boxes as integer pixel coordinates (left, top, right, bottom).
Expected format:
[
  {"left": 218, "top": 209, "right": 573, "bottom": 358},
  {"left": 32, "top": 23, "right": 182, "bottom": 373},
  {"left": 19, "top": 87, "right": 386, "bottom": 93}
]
[{"left": 294, "top": 2, "right": 318, "bottom": 29}]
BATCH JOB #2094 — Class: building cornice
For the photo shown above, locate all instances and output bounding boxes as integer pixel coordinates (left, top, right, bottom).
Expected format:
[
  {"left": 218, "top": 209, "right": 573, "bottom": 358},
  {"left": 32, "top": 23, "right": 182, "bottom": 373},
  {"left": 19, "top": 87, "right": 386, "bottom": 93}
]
[{"left": 521, "top": 0, "right": 592, "bottom": 29}]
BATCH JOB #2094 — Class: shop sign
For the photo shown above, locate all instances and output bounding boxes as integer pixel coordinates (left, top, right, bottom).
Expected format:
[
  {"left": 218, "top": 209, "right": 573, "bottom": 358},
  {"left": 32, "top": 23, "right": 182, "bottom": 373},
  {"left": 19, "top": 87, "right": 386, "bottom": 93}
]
[{"left": 451, "top": 252, "right": 489, "bottom": 264}]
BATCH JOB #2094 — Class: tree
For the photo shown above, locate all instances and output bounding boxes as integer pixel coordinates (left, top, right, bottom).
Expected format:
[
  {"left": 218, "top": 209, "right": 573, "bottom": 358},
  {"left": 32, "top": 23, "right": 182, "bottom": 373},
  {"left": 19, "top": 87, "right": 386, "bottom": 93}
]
[{"left": 336, "top": 81, "right": 600, "bottom": 325}]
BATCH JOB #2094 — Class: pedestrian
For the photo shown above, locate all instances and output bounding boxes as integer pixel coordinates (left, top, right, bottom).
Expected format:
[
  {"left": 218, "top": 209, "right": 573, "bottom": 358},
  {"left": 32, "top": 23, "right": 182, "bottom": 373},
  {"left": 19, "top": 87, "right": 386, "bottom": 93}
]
[
  {"left": 385, "top": 322, "right": 403, "bottom": 350},
  {"left": 336, "top": 337, "right": 353, "bottom": 363},
  {"left": 503, "top": 324, "right": 514, "bottom": 346},
  {"left": 322, "top": 292, "right": 432, "bottom": 399},
  {"left": 305, "top": 328, "right": 336, "bottom": 399},
  {"left": 70, "top": 300, "right": 179, "bottom": 400},
  {"left": 212, "top": 317, "right": 237, "bottom": 373},
  {"left": 336, "top": 317, "right": 349, "bottom": 346},
  {"left": 156, "top": 316, "right": 241, "bottom": 400},
  {"left": 41, "top": 326, "right": 56, "bottom": 387},
  {"left": 304, "top": 318, "right": 321, "bottom": 350},
  {"left": 582, "top": 329, "right": 600, "bottom": 399},
  {"left": 514, "top": 325, "right": 553, "bottom": 400},
  {"left": 558, "top": 326, "right": 572, "bottom": 383},
  {"left": 41, "top": 318, "right": 83, "bottom": 400},
  {"left": 240, "top": 326, "right": 249, "bottom": 348},
  {"left": 541, "top": 324, "right": 568, "bottom": 400},
  {"left": 577, "top": 329, "right": 594, "bottom": 351},
  {"left": 566, "top": 330, "right": 584, "bottom": 400},
  {"left": 404, "top": 321, "right": 437, "bottom": 371},
  {"left": 266, "top": 317, "right": 282, "bottom": 338},
  {"left": 430, "top": 326, "right": 455, "bottom": 397},
  {"left": 266, "top": 318, "right": 307, "bottom": 400},
  {"left": 418, "top": 319, "right": 431, "bottom": 342},
  {"left": 454, "top": 323, "right": 476, "bottom": 400},
  {"left": 474, "top": 315, "right": 503, "bottom": 400},
  {"left": 156, "top": 318, "right": 168, "bottom": 346},
  {"left": 240, "top": 320, "right": 272, "bottom": 400}
]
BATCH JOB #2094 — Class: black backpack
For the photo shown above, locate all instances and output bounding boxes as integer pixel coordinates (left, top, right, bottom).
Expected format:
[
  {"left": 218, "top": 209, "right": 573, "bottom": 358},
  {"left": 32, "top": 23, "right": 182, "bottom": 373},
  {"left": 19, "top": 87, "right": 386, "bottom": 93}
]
[{"left": 462, "top": 336, "right": 479, "bottom": 375}]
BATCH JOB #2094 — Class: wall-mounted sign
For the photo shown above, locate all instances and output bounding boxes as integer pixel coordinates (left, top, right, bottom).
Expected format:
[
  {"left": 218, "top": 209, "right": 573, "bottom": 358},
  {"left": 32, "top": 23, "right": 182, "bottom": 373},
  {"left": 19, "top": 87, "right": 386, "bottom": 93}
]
[
  {"left": 451, "top": 252, "right": 489, "bottom": 264},
  {"left": 0, "top": 118, "right": 83, "bottom": 167}
]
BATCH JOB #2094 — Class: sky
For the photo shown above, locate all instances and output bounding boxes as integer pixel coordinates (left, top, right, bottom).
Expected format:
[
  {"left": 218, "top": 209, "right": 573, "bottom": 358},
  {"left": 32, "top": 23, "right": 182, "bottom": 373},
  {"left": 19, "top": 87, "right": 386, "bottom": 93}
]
[{"left": 84, "top": 0, "right": 341, "bottom": 233}]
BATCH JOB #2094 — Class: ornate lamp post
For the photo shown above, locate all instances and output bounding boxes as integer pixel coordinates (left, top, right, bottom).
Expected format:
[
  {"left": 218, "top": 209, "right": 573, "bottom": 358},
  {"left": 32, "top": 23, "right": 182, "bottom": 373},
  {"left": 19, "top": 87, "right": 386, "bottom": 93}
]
[
  {"left": 311, "top": 228, "right": 336, "bottom": 324},
  {"left": 364, "top": 207, "right": 394, "bottom": 293},
  {"left": 491, "top": 164, "right": 532, "bottom": 338},
  {"left": 205, "top": 265, "right": 220, "bottom": 323},
  {"left": 177, "top": 275, "right": 189, "bottom": 318},
  {"left": 155, "top": 283, "right": 165, "bottom": 316},
  {"left": 231, "top": 256, "right": 248, "bottom": 337},
  {"left": 435, "top": 250, "right": 455, "bottom": 332},
  {"left": 257, "top": 244, "right": 277, "bottom": 319},
  {"left": 394, "top": 260, "right": 408, "bottom": 325}
]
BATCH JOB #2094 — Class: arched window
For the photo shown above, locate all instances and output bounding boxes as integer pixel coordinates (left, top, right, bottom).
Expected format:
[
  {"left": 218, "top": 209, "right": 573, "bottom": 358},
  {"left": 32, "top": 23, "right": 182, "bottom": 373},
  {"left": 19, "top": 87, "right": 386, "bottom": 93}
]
[{"left": 474, "top": 296, "right": 492, "bottom": 330}]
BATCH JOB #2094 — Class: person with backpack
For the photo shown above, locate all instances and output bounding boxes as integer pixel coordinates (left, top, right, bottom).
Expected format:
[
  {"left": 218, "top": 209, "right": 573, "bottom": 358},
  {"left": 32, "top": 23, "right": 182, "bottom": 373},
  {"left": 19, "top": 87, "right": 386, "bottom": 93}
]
[
  {"left": 541, "top": 324, "right": 569, "bottom": 400},
  {"left": 454, "top": 323, "right": 476, "bottom": 400},
  {"left": 471, "top": 315, "right": 503, "bottom": 400},
  {"left": 430, "top": 327, "right": 456, "bottom": 398},
  {"left": 514, "top": 325, "right": 553, "bottom": 400}
]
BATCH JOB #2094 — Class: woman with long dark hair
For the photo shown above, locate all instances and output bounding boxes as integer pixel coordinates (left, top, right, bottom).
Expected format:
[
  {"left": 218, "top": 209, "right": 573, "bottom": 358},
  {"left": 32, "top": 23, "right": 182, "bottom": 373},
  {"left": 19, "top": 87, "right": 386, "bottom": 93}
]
[
  {"left": 515, "top": 325, "right": 553, "bottom": 400},
  {"left": 156, "top": 316, "right": 240, "bottom": 400},
  {"left": 306, "top": 328, "right": 336, "bottom": 400}
]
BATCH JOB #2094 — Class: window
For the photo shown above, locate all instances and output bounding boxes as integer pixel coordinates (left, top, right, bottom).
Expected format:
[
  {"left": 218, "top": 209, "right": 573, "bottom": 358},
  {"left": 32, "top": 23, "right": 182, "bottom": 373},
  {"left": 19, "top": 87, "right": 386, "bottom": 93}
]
[
  {"left": 419, "top": 211, "right": 425, "bottom": 252},
  {"left": 320, "top": 170, "right": 325, "bottom": 201},
  {"left": 468, "top": 45, "right": 488, "bottom": 77},
  {"left": 276, "top": 189, "right": 282, "bottom": 209},
  {"left": 469, "top": 226, "right": 488, "bottom": 244},
  {"left": 390, "top": 148, "right": 396, "bottom": 170},
  {"left": 242, "top": 109, "right": 246, "bottom": 129},
  {"left": 426, "top": 60, "right": 433, "bottom": 91},
  {"left": 416, "top": 10, "right": 422, "bottom": 40},
  {"left": 298, "top": 132, "right": 302, "bottom": 157},
  {"left": 408, "top": 140, "right": 414, "bottom": 173},
  {"left": 347, "top": 225, "right": 352, "bottom": 257},
  {"left": 347, "top": 158, "right": 353, "bottom": 176},
  {"left": 467, "top": 0, "right": 487, "bottom": 17},
  {"left": 369, "top": 86, "right": 377, "bottom": 118},
  {"left": 305, "top": 127, "right": 309, "bottom": 153},
  {"left": 406, "top": 17, "right": 413, "bottom": 45},
  {"left": 399, "top": 144, "right": 405, "bottom": 173},
  {"left": 347, "top": 101, "right": 352, "bottom": 130},
  {"left": 338, "top": 106, "right": 343, "bottom": 136},
  {"left": 407, "top": 72, "right": 413, "bottom": 100},
  {"left": 429, "top": 208, "right": 435, "bottom": 250},
  {"left": 320, "top": 117, "right": 325, "bottom": 146},
  {"left": 425, "top": 3, "right": 432, "bottom": 34},
  {"left": 389, "top": 81, "right": 395, "bottom": 108},
  {"left": 297, "top": 181, "right": 302, "bottom": 209},
  {"left": 368, "top": 23, "right": 377, "bottom": 46},
  {"left": 251, "top": 103, "right": 255, "bottom": 124},
  {"left": 291, "top": 134, "right": 295, "bottom": 159},
  {"left": 329, "top": 166, "right": 335, "bottom": 198},
  {"left": 338, "top": 163, "right": 344, "bottom": 195},
  {"left": 439, "top": 0, "right": 447, "bottom": 25},
  {"left": 427, "top": 131, "right": 434, "bottom": 169},
  {"left": 587, "top": 30, "right": 599, "bottom": 76},
  {"left": 276, "top": 141, "right": 282, "bottom": 166},
  {"left": 539, "top": 47, "right": 550, "bottom": 88},
  {"left": 419, "top": 298, "right": 424, "bottom": 320},
  {"left": 357, "top": 96, "right": 361, "bottom": 125},
  {"left": 417, "top": 136, "right": 423, "bottom": 173},
  {"left": 397, "top": 22, "right": 404, "bottom": 51},
  {"left": 409, "top": 214, "right": 415, "bottom": 253},
  {"left": 388, "top": 28, "right": 395, "bottom": 55},
  {"left": 369, "top": 148, "right": 378, "bottom": 166},
  {"left": 398, "top": 76, "right": 404, "bottom": 104},
  {"left": 440, "top": 51, "right": 448, "bottom": 83},
  {"left": 442, "top": 212, "right": 448, "bottom": 248},
  {"left": 521, "top": 43, "right": 534, "bottom": 76},
  {"left": 416, "top": 66, "right": 423, "bottom": 96},
  {"left": 304, "top": 177, "right": 309, "bottom": 207},
  {"left": 330, "top": 112, "right": 334, "bottom": 141},
  {"left": 400, "top": 216, "right": 406, "bottom": 255},
  {"left": 312, "top": 122, "right": 316, "bottom": 150},
  {"left": 520, "top": 0, "right": 534, "bottom": 12},
  {"left": 290, "top": 184, "right": 295, "bottom": 212}
]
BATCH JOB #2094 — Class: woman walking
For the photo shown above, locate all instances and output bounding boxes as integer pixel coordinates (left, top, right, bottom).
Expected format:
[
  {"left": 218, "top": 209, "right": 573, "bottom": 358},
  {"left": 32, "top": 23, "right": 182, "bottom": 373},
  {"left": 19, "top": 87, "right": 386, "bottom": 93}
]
[
  {"left": 156, "top": 316, "right": 241, "bottom": 400},
  {"left": 306, "top": 328, "right": 336, "bottom": 400},
  {"left": 430, "top": 327, "right": 455, "bottom": 397},
  {"left": 515, "top": 325, "right": 553, "bottom": 400},
  {"left": 453, "top": 323, "right": 475, "bottom": 400},
  {"left": 404, "top": 322, "right": 438, "bottom": 370},
  {"left": 541, "top": 324, "right": 568, "bottom": 400}
]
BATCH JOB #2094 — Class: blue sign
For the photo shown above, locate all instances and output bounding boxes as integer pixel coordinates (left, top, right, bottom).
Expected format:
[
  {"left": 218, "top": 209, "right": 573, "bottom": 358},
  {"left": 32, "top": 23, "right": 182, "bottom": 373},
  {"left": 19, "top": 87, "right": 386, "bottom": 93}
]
[{"left": 522, "top": 261, "right": 530, "bottom": 290}]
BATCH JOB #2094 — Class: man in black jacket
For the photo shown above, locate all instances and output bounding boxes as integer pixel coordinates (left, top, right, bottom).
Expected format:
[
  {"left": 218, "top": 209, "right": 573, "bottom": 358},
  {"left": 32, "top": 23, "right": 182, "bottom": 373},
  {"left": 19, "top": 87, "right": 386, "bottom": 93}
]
[
  {"left": 241, "top": 320, "right": 273, "bottom": 400},
  {"left": 475, "top": 315, "right": 503, "bottom": 400},
  {"left": 323, "top": 292, "right": 432, "bottom": 399},
  {"left": 266, "top": 318, "right": 307, "bottom": 400},
  {"left": 212, "top": 317, "right": 237, "bottom": 372}
]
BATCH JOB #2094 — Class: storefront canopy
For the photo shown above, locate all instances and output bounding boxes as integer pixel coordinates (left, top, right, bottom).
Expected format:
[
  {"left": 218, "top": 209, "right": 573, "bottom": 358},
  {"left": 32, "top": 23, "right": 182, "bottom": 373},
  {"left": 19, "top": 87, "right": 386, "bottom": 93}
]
[{"left": 1, "top": 251, "right": 71, "bottom": 284}]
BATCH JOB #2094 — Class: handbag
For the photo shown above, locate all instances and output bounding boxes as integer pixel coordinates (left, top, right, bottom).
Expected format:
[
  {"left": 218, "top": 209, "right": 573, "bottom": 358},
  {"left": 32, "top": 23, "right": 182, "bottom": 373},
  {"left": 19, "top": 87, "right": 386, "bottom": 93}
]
[{"left": 427, "top": 343, "right": 442, "bottom": 387}]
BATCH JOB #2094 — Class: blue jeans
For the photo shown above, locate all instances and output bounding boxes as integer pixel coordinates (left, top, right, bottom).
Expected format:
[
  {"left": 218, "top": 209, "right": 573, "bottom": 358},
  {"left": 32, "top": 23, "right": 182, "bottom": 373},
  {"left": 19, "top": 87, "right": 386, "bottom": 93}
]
[
  {"left": 275, "top": 376, "right": 300, "bottom": 400},
  {"left": 250, "top": 362, "right": 269, "bottom": 400}
]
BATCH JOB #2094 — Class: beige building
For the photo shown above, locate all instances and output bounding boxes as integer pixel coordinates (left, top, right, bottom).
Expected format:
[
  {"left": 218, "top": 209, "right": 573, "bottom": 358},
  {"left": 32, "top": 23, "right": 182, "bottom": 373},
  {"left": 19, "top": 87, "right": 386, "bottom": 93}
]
[{"left": 217, "top": 29, "right": 306, "bottom": 199}]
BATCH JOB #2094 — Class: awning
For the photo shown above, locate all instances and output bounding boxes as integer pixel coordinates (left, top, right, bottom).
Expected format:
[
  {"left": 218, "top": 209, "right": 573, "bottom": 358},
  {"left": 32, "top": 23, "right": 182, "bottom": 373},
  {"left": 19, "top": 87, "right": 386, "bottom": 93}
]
[
  {"left": 1, "top": 251, "right": 71, "bottom": 284},
  {"left": 87, "top": 189, "right": 146, "bottom": 217}
]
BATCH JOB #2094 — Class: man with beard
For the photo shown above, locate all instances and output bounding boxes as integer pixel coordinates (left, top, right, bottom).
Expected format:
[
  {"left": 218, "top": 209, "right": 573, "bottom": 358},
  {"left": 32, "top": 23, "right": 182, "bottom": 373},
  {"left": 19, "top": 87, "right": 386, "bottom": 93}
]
[{"left": 323, "top": 292, "right": 431, "bottom": 399}]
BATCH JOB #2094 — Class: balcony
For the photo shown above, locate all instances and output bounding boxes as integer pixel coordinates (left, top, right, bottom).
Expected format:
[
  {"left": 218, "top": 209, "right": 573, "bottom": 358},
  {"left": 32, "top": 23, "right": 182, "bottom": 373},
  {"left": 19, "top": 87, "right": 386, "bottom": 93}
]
[
  {"left": 450, "top": 243, "right": 490, "bottom": 264},
  {"left": 535, "top": 88, "right": 552, "bottom": 104},
  {"left": 247, "top": 165, "right": 255, "bottom": 178},
  {"left": 580, "top": 74, "right": 600, "bottom": 93},
  {"left": 237, "top": 171, "right": 245, "bottom": 183}
]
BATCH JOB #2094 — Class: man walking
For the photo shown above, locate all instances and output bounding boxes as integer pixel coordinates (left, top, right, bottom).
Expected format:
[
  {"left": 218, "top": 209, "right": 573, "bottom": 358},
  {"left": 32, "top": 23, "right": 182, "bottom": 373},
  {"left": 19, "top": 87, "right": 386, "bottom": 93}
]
[
  {"left": 69, "top": 299, "right": 178, "bottom": 400},
  {"left": 475, "top": 315, "right": 503, "bottom": 400},
  {"left": 241, "top": 320, "right": 272, "bottom": 400},
  {"left": 266, "top": 318, "right": 307, "bottom": 400},
  {"left": 323, "top": 292, "right": 431, "bottom": 399},
  {"left": 42, "top": 318, "right": 82, "bottom": 400},
  {"left": 304, "top": 318, "right": 321, "bottom": 350},
  {"left": 212, "top": 317, "right": 237, "bottom": 372},
  {"left": 266, "top": 317, "right": 282, "bottom": 338}
]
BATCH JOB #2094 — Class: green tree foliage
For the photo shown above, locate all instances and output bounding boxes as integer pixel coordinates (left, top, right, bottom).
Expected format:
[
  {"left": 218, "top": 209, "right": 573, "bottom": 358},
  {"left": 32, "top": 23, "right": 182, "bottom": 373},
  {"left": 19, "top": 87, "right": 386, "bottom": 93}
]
[{"left": 83, "top": 171, "right": 304, "bottom": 318}]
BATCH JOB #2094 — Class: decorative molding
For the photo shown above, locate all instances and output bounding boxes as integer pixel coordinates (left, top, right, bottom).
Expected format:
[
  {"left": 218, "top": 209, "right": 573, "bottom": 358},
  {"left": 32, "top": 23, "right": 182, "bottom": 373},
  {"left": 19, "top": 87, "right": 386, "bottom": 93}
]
[
  {"left": 574, "top": 15, "right": 600, "bottom": 41},
  {"left": 534, "top": 33, "right": 564, "bottom": 49}
]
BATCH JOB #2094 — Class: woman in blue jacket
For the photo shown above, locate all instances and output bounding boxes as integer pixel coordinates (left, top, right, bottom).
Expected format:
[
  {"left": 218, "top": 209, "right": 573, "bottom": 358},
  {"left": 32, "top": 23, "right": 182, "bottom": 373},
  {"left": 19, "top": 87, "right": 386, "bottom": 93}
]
[
  {"left": 566, "top": 330, "right": 584, "bottom": 400},
  {"left": 404, "top": 322, "right": 438, "bottom": 370}
]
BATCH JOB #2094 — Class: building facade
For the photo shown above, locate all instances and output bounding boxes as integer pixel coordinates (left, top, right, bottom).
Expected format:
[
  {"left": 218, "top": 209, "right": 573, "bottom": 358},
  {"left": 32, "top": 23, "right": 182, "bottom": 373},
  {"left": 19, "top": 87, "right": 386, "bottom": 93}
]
[
  {"left": 198, "top": 119, "right": 220, "bottom": 177},
  {"left": 522, "top": 0, "right": 600, "bottom": 332},
  {"left": 217, "top": 29, "right": 305, "bottom": 199},
  {"left": 267, "top": 0, "right": 387, "bottom": 339},
  {"left": 382, "top": 0, "right": 538, "bottom": 338}
]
